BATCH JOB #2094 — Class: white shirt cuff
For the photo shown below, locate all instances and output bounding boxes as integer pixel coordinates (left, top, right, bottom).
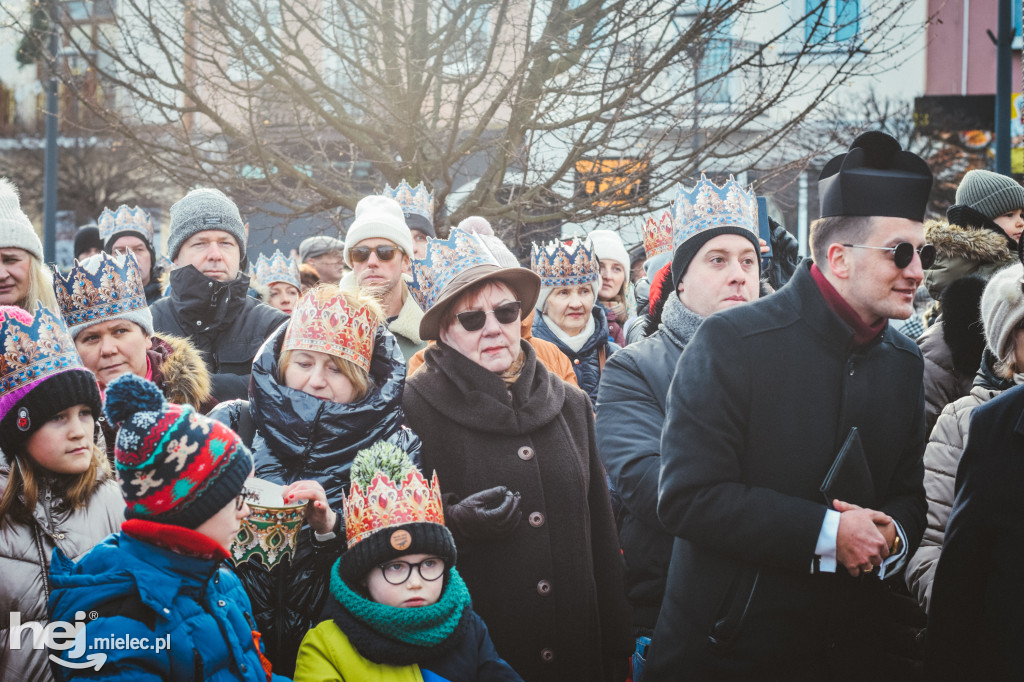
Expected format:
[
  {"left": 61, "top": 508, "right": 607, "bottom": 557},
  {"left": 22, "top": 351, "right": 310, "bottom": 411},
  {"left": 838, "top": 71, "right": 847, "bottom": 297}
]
[{"left": 813, "top": 509, "right": 841, "bottom": 573}]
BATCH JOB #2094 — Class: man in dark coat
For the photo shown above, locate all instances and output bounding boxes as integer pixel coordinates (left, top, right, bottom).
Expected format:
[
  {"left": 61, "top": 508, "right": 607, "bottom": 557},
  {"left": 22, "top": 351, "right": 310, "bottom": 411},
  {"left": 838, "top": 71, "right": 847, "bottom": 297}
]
[
  {"left": 647, "top": 132, "right": 932, "bottom": 680},
  {"left": 150, "top": 188, "right": 287, "bottom": 403}
]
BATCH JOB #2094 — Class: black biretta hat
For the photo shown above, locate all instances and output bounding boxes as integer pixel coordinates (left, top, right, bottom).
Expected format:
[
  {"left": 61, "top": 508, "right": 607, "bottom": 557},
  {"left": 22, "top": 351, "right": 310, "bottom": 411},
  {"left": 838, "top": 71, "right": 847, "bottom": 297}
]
[{"left": 818, "top": 131, "right": 933, "bottom": 222}]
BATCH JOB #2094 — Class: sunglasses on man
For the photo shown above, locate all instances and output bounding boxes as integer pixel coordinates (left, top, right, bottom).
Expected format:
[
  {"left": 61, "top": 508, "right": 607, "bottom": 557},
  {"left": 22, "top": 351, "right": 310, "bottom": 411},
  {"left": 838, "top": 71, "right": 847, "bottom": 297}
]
[
  {"left": 840, "top": 242, "right": 936, "bottom": 270},
  {"left": 455, "top": 301, "right": 522, "bottom": 332},
  {"left": 349, "top": 245, "right": 402, "bottom": 263}
]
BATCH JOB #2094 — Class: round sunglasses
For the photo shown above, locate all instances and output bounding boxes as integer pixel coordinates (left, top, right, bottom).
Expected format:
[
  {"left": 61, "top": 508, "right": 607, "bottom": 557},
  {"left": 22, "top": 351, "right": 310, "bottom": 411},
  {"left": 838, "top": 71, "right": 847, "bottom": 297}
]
[
  {"left": 840, "top": 242, "right": 936, "bottom": 270},
  {"left": 455, "top": 301, "right": 522, "bottom": 332},
  {"left": 349, "top": 245, "right": 401, "bottom": 263}
]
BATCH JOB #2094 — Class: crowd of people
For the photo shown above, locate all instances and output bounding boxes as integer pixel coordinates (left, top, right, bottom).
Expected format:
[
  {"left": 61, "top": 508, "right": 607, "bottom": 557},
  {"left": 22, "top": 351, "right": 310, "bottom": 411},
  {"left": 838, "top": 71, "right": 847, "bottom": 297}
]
[{"left": 0, "top": 130, "right": 1022, "bottom": 681}]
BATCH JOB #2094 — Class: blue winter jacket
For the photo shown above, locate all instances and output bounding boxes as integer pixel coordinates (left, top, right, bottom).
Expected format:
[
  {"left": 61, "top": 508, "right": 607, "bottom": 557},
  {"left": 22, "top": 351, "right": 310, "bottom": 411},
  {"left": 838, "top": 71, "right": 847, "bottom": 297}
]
[
  {"left": 532, "top": 305, "right": 620, "bottom": 403},
  {"left": 47, "top": 531, "right": 289, "bottom": 681}
]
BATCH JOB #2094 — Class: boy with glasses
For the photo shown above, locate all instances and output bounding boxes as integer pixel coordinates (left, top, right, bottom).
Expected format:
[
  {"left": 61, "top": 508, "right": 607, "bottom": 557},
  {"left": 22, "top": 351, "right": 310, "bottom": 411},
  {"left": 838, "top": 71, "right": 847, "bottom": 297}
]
[
  {"left": 295, "top": 442, "right": 522, "bottom": 681},
  {"left": 343, "top": 195, "right": 427, "bottom": 368}
]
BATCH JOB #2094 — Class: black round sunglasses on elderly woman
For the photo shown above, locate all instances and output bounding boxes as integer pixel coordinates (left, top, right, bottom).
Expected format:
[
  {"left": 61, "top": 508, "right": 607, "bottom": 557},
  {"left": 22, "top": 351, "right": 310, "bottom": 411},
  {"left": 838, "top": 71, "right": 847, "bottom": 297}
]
[
  {"left": 456, "top": 301, "right": 522, "bottom": 332},
  {"left": 840, "top": 242, "right": 936, "bottom": 270}
]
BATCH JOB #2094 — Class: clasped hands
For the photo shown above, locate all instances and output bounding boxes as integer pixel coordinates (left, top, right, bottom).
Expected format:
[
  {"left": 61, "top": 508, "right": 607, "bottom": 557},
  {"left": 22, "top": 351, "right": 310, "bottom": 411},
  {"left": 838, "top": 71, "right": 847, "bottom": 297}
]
[{"left": 833, "top": 499, "right": 897, "bottom": 578}]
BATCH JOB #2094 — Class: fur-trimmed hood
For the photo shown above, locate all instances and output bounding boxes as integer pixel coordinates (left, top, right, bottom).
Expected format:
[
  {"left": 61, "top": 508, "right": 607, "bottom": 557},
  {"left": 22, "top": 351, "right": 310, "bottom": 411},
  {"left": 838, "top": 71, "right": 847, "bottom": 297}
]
[
  {"left": 923, "top": 219, "right": 1015, "bottom": 301},
  {"left": 151, "top": 334, "right": 215, "bottom": 412}
]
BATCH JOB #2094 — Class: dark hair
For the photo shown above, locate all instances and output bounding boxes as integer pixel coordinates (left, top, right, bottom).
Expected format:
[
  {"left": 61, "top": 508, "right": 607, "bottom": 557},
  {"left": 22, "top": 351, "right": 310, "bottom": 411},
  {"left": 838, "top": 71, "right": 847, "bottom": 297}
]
[{"left": 809, "top": 215, "right": 876, "bottom": 265}]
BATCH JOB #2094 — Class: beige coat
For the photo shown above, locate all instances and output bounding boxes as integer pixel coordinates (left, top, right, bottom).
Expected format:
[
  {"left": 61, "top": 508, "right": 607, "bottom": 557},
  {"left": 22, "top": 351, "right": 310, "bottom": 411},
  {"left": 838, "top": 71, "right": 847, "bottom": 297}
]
[{"left": 0, "top": 468, "right": 124, "bottom": 681}]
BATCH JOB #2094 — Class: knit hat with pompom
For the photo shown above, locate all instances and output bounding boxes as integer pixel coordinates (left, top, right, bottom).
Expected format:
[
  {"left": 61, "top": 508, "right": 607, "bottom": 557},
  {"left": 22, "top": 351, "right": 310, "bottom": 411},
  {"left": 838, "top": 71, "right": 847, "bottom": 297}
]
[{"left": 104, "top": 373, "right": 253, "bottom": 528}]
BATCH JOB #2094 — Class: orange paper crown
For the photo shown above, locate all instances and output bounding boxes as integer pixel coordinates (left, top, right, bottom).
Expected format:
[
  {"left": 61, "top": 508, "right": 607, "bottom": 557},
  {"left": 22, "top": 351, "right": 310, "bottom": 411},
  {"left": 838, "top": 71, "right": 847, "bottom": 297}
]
[
  {"left": 642, "top": 210, "right": 674, "bottom": 259},
  {"left": 344, "top": 468, "right": 446, "bottom": 548},
  {"left": 282, "top": 290, "right": 378, "bottom": 372}
]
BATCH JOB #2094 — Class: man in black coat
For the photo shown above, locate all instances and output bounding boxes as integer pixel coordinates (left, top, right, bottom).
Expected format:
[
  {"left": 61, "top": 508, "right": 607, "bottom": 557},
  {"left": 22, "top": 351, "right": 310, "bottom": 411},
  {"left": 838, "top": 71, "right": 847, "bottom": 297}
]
[
  {"left": 648, "top": 132, "right": 932, "bottom": 680},
  {"left": 150, "top": 188, "right": 287, "bottom": 403}
]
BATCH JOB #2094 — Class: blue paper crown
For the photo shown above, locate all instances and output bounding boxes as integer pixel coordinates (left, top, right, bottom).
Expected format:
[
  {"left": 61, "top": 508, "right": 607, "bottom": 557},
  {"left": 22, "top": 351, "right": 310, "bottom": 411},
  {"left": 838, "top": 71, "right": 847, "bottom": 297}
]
[
  {"left": 530, "top": 238, "right": 600, "bottom": 288},
  {"left": 382, "top": 180, "right": 433, "bottom": 224},
  {"left": 53, "top": 251, "right": 148, "bottom": 330},
  {"left": 409, "top": 229, "right": 500, "bottom": 311},
  {"left": 0, "top": 305, "right": 85, "bottom": 398},
  {"left": 672, "top": 174, "right": 758, "bottom": 251},
  {"left": 97, "top": 205, "right": 154, "bottom": 245},
  {"left": 251, "top": 250, "right": 301, "bottom": 290}
]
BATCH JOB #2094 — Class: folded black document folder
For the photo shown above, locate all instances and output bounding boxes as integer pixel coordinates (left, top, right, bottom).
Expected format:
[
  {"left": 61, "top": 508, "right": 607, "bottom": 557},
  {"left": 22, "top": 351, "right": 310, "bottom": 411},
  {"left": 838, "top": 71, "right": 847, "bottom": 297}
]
[{"left": 820, "top": 427, "right": 875, "bottom": 509}]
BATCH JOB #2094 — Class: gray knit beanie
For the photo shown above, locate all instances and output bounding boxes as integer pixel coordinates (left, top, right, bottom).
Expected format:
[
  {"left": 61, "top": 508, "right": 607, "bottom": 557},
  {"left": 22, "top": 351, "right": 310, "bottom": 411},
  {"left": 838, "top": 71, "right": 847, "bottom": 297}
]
[
  {"left": 980, "top": 263, "right": 1024, "bottom": 358},
  {"left": 0, "top": 178, "right": 43, "bottom": 261},
  {"left": 955, "top": 170, "right": 1024, "bottom": 221},
  {"left": 166, "top": 188, "right": 247, "bottom": 261}
]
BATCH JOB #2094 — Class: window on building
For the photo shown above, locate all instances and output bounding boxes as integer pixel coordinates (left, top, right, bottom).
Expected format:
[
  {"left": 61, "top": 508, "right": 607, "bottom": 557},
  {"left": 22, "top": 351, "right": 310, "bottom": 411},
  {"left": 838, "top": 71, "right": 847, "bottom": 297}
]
[{"left": 805, "top": 0, "right": 859, "bottom": 44}]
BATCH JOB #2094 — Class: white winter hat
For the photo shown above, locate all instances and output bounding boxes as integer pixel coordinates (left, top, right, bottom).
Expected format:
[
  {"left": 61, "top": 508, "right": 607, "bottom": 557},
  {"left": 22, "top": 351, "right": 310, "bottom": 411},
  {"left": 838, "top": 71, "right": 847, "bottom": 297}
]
[
  {"left": 0, "top": 178, "right": 43, "bottom": 261},
  {"left": 344, "top": 196, "right": 415, "bottom": 267},
  {"left": 588, "top": 229, "right": 630, "bottom": 273},
  {"left": 981, "top": 263, "right": 1024, "bottom": 358}
]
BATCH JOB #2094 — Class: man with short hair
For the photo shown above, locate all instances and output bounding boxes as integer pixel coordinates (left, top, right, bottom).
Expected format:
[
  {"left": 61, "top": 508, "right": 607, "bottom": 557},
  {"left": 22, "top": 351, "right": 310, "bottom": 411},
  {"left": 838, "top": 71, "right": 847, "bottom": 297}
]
[
  {"left": 299, "top": 235, "right": 346, "bottom": 284},
  {"left": 150, "top": 188, "right": 287, "bottom": 403},
  {"left": 343, "top": 195, "right": 425, "bottom": 365},
  {"left": 646, "top": 132, "right": 931, "bottom": 679}
]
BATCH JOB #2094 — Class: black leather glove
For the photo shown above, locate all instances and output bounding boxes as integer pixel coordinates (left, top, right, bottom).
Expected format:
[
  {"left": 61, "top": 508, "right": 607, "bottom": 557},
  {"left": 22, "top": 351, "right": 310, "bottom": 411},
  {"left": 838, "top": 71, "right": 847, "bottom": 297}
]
[{"left": 446, "top": 486, "right": 522, "bottom": 541}]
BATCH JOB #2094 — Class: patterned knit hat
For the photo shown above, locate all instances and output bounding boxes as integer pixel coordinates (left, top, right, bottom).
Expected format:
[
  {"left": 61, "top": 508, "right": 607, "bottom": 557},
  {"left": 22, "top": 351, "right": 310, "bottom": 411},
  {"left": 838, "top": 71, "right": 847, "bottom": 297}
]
[
  {"left": 0, "top": 178, "right": 43, "bottom": 261},
  {"left": 339, "top": 441, "right": 456, "bottom": 583},
  {"left": 166, "top": 188, "right": 247, "bottom": 262},
  {"left": 104, "top": 373, "right": 253, "bottom": 528},
  {"left": 52, "top": 251, "right": 154, "bottom": 340},
  {"left": 0, "top": 305, "right": 101, "bottom": 456}
]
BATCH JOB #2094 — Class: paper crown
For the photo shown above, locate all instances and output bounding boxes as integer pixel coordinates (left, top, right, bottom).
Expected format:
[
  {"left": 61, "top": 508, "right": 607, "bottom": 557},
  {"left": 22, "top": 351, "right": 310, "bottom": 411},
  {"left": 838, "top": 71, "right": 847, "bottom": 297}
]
[
  {"left": 672, "top": 174, "right": 758, "bottom": 251},
  {"left": 0, "top": 305, "right": 85, "bottom": 398},
  {"left": 97, "top": 205, "right": 155, "bottom": 245},
  {"left": 53, "top": 251, "right": 148, "bottom": 330},
  {"left": 530, "top": 237, "right": 601, "bottom": 288},
  {"left": 382, "top": 180, "right": 434, "bottom": 224},
  {"left": 250, "top": 250, "right": 300, "bottom": 290},
  {"left": 408, "top": 228, "right": 500, "bottom": 311},
  {"left": 642, "top": 210, "right": 674, "bottom": 260},
  {"left": 343, "top": 443, "right": 446, "bottom": 548},
  {"left": 282, "top": 289, "right": 379, "bottom": 372}
]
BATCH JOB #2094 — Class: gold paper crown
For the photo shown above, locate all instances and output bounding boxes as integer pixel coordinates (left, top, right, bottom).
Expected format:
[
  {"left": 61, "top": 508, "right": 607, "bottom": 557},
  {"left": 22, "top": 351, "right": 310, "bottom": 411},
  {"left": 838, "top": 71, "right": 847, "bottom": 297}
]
[
  {"left": 282, "top": 290, "right": 378, "bottom": 372},
  {"left": 642, "top": 210, "right": 674, "bottom": 259},
  {"left": 344, "top": 468, "right": 446, "bottom": 547}
]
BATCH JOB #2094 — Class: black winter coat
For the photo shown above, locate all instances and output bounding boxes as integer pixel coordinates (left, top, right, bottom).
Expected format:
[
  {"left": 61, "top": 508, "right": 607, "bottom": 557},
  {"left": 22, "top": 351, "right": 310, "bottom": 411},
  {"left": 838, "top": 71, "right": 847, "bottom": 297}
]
[
  {"left": 531, "top": 304, "right": 619, "bottom": 403},
  {"left": 208, "top": 321, "right": 420, "bottom": 676},
  {"left": 648, "top": 262, "right": 928, "bottom": 679},
  {"left": 150, "top": 265, "right": 287, "bottom": 403},
  {"left": 926, "top": 383, "right": 1024, "bottom": 680},
  {"left": 404, "top": 341, "right": 633, "bottom": 682}
]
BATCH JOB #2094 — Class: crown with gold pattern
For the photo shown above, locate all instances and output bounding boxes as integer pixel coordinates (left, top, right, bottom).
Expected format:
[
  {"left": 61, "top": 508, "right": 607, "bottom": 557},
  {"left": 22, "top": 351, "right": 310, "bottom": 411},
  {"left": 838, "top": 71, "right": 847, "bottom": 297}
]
[
  {"left": 282, "top": 289, "right": 379, "bottom": 372},
  {"left": 97, "top": 205, "right": 155, "bottom": 246},
  {"left": 250, "top": 250, "right": 300, "bottom": 290},
  {"left": 0, "top": 305, "right": 86, "bottom": 401},
  {"left": 52, "top": 251, "right": 152, "bottom": 339},
  {"left": 343, "top": 442, "right": 446, "bottom": 548},
  {"left": 382, "top": 180, "right": 434, "bottom": 225},
  {"left": 642, "top": 210, "right": 674, "bottom": 260},
  {"left": 672, "top": 174, "right": 758, "bottom": 251},
  {"left": 530, "top": 237, "right": 600, "bottom": 288},
  {"left": 408, "top": 228, "right": 500, "bottom": 311}
]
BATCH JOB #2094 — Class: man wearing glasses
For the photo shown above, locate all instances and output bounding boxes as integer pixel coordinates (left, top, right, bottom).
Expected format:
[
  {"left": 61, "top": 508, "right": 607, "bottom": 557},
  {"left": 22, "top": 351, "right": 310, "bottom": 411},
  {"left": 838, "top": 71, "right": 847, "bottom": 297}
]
[
  {"left": 343, "top": 195, "right": 426, "bottom": 367},
  {"left": 646, "top": 132, "right": 932, "bottom": 680}
]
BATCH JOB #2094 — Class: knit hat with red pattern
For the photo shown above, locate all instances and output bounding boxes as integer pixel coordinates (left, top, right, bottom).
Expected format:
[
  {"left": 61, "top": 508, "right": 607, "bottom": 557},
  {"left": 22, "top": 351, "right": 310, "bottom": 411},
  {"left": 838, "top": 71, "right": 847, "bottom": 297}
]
[{"left": 104, "top": 373, "right": 252, "bottom": 528}]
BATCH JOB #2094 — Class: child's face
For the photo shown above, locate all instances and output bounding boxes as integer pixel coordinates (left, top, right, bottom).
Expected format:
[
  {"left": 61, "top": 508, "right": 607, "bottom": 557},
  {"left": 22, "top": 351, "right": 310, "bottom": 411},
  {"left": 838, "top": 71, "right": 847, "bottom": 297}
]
[
  {"left": 24, "top": 404, "right": 95, "bottom": 475},
  {"left": 993, "top": 208, "right": 1024, "bottom": 243},
  {"left": 365, "top": 553, "right": 445, "bottom": 608}
]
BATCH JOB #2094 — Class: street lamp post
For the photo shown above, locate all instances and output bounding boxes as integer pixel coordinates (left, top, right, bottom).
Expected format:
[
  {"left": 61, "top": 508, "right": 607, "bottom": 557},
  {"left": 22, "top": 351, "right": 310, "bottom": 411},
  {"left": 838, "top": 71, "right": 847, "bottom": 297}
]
[{"left": 42, "top": 0, "right": 60, "bottom": 264}]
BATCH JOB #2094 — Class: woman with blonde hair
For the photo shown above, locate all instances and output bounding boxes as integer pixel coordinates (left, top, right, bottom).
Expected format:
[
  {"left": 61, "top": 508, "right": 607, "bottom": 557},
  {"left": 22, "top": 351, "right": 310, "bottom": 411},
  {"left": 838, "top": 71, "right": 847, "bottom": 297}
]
[
  {"left": 209, "top": 283, "right": 420, "bottom": 676},
  {"left": 0, "top": 305, "right": 124, "bottom": 681},
  {"left": 0, "top": 179, "right": 58, "bottom": 313}
]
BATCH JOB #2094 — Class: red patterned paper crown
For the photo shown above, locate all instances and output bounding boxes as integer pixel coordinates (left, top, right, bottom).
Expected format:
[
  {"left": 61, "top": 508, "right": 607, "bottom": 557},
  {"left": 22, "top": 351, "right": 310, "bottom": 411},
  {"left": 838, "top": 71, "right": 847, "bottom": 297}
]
[
  {"left": 251, "top": 250, "right": 300, "bottom": 290},
  {"left": 344, "top": 467, "right": 446, "bottom": 548},
  {"left": 282, "top": 290, "right": 378, "bottom": 372},
  {"left": 97, "top": 205, "right": 155, "bottom": 245},
  {"left": 530, "top": 237, "right": 600, "bottom": 288},
  {"left": 382, "top": 180, "right": 434, "bottom": 224},
  {"left": 642, "top": 210, "right": 674, "bottom": 259}
]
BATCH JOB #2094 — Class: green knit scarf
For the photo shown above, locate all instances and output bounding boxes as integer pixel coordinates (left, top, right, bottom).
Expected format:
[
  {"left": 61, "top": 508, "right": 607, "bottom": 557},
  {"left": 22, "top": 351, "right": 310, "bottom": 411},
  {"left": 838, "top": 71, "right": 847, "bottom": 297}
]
[{"left": 329, "top": 558, "right": 472, "bottom": 648}]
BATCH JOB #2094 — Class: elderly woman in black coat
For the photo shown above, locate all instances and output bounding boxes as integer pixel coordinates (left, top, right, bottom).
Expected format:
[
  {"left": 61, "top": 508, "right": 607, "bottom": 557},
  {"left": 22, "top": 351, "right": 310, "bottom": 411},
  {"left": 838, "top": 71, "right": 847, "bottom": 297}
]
[{"left": 403, "top": 229, "right": 632, "bottom": 682}]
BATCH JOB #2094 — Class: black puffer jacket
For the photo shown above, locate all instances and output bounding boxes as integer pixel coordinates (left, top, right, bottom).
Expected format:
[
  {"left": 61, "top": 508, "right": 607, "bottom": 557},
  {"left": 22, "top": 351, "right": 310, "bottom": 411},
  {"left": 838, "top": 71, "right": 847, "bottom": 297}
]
[
  {"left": 150, "top": 265, "right": 288, "bottom": 403},
  {"left": 532, "top": 304, "right": 620, "bottom": 403},
  {"left": 208, "top": 322, "right": 420, "bottom": 676}
]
